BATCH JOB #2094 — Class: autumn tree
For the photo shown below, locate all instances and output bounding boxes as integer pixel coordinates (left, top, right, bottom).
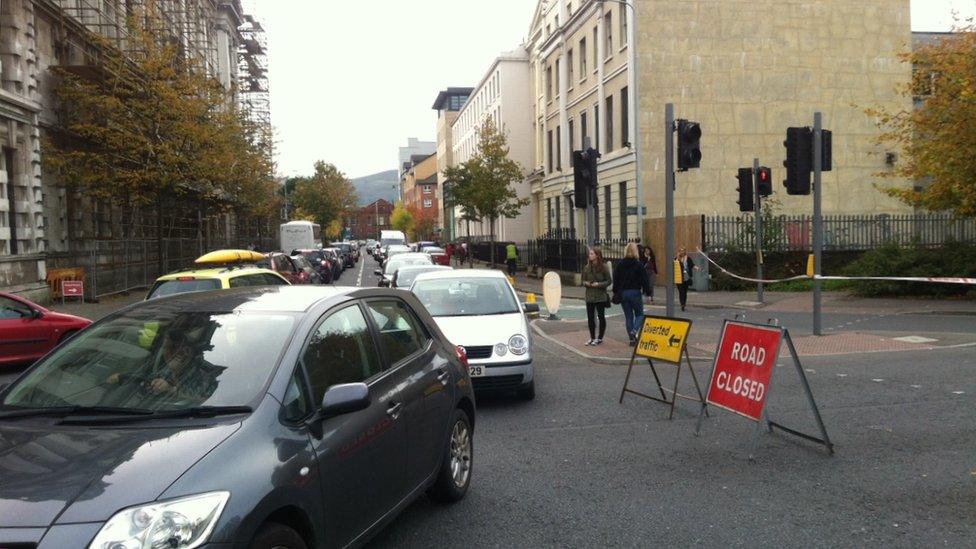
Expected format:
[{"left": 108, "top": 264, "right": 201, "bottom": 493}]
[
  {"left": 407, "top": 204, "right": 438, "bottom": 241},
  {"left": 390, "top": 202, "right": 415, "bottom": 235},
  {"left": 867, "top": 20, "right": 976, "bottom": 217},
  {"left": 291, "top": 161, "right": 359, "bottom": 231}
]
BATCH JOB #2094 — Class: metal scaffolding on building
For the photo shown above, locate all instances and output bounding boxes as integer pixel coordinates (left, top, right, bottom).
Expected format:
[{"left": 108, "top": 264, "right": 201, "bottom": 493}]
[{"left": 238, "top": 14, "right": 271, "bottom": 147}]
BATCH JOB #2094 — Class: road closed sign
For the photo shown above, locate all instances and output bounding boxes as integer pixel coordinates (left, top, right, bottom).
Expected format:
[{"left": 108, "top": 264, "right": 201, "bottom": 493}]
[
  {"left": 635, "top": 316, "right": 691, "bottom": 364},
  {"left": 706, "top": 322, "right": 783, "bottom": 421}
]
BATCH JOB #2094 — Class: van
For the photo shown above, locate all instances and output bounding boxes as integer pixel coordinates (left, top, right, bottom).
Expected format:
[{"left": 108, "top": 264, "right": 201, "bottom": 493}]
[
  {"left": 280, "top": 220, "right": 322, "bottom": 252},
  {"left": 380, "top": 229, "right": 407, "bottom": 248}
]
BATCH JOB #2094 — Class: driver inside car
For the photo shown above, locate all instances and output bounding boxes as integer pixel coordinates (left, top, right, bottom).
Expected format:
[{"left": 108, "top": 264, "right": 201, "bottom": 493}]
[{"left": 107, "top": 329, "right": 220, "bottom": 403}]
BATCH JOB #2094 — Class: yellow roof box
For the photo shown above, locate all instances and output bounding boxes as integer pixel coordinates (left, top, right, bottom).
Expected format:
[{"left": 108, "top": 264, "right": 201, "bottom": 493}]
[{"left": 195, "top": 249, "right": 266, "bottom": 265}]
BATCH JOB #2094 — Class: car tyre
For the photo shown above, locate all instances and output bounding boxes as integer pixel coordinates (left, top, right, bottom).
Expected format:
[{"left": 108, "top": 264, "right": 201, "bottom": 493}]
[
  {"left": 248, "top": 522, "right": 307, "bottom": 549},
  {"left": 517, "top": 380, "right": 535, "bottom": 401},
  {"left": 427, "top": 408, "right": 472, "bottom": 503}
]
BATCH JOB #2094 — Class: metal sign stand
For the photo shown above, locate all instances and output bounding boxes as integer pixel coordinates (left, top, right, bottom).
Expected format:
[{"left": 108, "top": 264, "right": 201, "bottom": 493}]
[{"left": 695, "top": 320, "right": 834, "bottom": 459}]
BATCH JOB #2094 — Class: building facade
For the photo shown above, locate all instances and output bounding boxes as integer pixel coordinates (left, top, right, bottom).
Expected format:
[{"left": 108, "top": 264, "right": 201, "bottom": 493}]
[
  {"left": 399, "top": 153, "right": 440, "bottom": 238},
  {"left": 527, "top": 0, "right": 639, "bottom": 241},
  {"left": 431, "top": 87, "right": 472, "bottom": 240},
  {"left": 0, "top": 0, "right": 257, "bottom": 299},
  {"left": 350, "top": 199, "right": 393, "bottom": 240},
  {"left": 450, "top": 48, "right": 534, "bottom": 241},
  {"left": 397, "top": 137, "right": 436, "bottom": 178}
]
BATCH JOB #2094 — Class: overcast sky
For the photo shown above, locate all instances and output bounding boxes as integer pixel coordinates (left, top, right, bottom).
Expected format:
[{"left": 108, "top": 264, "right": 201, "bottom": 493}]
[{"left": 244, "top": 0, "right": 976, "bottom": 180}]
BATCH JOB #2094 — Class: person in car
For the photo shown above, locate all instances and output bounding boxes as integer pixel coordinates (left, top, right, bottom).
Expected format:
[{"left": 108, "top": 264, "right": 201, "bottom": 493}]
[{"left": 107, "top": 330, "right": 220, "bottom": 403}]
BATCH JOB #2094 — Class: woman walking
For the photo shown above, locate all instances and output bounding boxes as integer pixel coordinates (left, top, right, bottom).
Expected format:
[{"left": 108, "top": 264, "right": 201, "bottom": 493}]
[
  {"left": 675, "top": 247, "right": 697, "bottom": 311},
  {"left": 642, "top": 245, "right": 658, "bottom": 304},
  {"left": 614, "top": 243, "right": 652, "bottom": 346},
  {"left": 581, "top": 247, "right": 612, "bottom": 346}
]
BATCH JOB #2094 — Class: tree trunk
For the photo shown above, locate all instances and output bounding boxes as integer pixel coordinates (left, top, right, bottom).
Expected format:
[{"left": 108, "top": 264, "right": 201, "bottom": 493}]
[
  {"left": 155, "top": 192, "right": 164, "bottom": 274},
  {"left": 489, "top": 216, "right": 496, "bottom": 267}
]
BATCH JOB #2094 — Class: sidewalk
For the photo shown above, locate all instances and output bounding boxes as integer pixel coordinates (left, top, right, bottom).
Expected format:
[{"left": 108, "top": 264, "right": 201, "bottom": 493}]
[{"left": 48, "top": 292, "right": 145, "bottom": 321}]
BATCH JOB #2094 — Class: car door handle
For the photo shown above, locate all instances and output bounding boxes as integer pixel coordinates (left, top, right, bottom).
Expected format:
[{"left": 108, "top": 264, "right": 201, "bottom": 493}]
[
  {"left": 437, "top": 368, "right": 450, "bottom": 385},
  {"left": 386, "top": 402, "right": 403, "bottom": 420}
]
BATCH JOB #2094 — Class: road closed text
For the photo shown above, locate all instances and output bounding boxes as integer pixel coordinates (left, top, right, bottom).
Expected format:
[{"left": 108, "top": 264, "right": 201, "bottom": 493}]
[
  {"left": 706, "top": 322, "right": 783, "bottom": 421},
  {"left": 714, "top": 370, "right": 765, "bottom": 401}
]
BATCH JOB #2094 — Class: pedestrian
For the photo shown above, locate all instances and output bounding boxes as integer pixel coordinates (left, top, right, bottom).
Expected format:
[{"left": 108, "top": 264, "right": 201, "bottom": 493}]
[
  {"left": 581, "top": 247, "right": 612, "bottom": 346},
  {"left": 446, "top": 242, "right": 455, "bottom": 264},
  {"left": 613, "top": 242, "right": 652, "bottom": 346},
  {"left": 675, "top": 247, "right": 698, "bottom": 312},
  {"left": 643, "top": 245, "right": 658, "bottom": 304},
  {"left": 505, "top": 242, "right": 519, "bottom": 277}
]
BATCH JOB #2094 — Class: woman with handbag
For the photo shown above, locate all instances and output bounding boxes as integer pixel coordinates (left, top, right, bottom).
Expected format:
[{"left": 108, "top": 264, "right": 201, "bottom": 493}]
[
  {"left": 581, "top": 247, "right": 612, "bottom": 346},
  {"left": 614, "top": 242, "right": 652, "bottom": 346},
  {"left": 643, "top": 245, "right": 658, "bottom": 304}
]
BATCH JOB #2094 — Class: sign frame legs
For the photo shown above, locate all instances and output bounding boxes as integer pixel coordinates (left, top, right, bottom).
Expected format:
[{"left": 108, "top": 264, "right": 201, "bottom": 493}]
[{"left": 620, "top": 347, "right": 708, "bottom": 420}]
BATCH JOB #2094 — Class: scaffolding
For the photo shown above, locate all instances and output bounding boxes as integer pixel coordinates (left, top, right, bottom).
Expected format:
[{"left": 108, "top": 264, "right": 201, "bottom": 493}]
[{"left": 238, "top": 13, "right": 271, "bottom": 154}]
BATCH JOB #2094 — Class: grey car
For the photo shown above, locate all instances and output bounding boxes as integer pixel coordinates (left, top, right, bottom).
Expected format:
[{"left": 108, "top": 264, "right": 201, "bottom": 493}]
[{"left": 0, "top": 285, "right": 475, "bottom": 549}]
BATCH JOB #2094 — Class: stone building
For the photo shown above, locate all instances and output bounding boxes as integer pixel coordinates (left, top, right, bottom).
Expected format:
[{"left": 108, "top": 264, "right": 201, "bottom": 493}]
[
  {"left": 399, "top": 153, "right": 440, "bottom": 238},
  {"left": 0, "top": 0, "right": 259, "bottom": 300},
  {"left": 431, "top": 87, "right": 472, "bottom": 240},
  {"left": 350, "top": 198, "right": 393, "bottom": 240}
]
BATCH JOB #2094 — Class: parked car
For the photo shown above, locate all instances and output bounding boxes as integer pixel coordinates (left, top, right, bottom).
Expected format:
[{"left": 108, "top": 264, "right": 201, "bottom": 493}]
[
  {"left": 331, "top": 242, "right": 355, "bottom": 268},
  {"left": 290, "top": 254, "right": 323, "bottom": 284},
  {"left": 411, "top": 269, "right": 539, "bottom": 399},
  {"left": 146, "top": 250, "right": 289, "bottom": 300},
  {"left": 365, "top": 239, "right": 377, "bottom": 255},
  {"left": 381, "top": 244, "right": 412, "bottom": 267},
  {"left": 0, "top": 292, "right": 91, "bottom": 367},
  {"left": 392, "top": 265, "right": 453, "bottom": 289},
  {"left": 421, "top": 245, "right": 450, "bottom": 266},
  {"left": 293, "top": 248, "right": 333, "bottom": 284},
  {"left": 0, "top": 285, "right": 475, "bottom": 549},
  {"left": 321, "top": 247, "right": 344, "bottom": 280},
  {"left": 376, "top": 252, "right": 433, "bottom": 287},
  {"left": 259, "top": 252, "right": 313, "bottom": 285}
]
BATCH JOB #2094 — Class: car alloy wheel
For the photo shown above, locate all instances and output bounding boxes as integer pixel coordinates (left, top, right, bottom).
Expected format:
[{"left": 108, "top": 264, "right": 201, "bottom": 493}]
[{"left": 449, "top": 419, "right": 471, "bottom": 488}]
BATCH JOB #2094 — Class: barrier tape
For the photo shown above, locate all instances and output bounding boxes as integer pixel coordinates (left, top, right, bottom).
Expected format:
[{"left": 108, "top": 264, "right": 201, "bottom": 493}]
[{"left": 696, "top": 249, "right": 976, "bottom": 285}]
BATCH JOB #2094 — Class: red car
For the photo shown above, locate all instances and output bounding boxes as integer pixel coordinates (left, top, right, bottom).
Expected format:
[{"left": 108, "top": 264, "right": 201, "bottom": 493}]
[
  {"left": 422, "top": 246, "right": 450, "bottom": 266},
  {"left": 259, "top": 252, "right": 313, "bottom": 284},
  {"left": 0, "top": 292, "right": 91, "bottom": 366}
]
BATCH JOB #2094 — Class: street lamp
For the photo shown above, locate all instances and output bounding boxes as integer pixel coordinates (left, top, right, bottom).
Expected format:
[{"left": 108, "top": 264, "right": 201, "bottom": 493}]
[{"left": 597, "top": 0, "right": 641, "bottom": 242}]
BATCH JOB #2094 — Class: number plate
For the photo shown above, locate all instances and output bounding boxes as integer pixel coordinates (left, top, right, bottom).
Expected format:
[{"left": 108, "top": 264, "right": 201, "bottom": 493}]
[{"left": 468, "top": 365, "right": 485, "bottom": 377}]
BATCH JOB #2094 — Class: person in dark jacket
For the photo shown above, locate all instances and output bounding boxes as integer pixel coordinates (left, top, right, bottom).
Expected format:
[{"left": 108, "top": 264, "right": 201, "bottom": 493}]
[
  {"left": 614, "top": 242, "right": 652, "bottom": 346},
  {"left": 642, "top": 245, "right": 658, "bottom": 304},
  {"left": 581, "top": 247, "right": 612, "bottom": 346},
  {"left": 676, "top": 247, "right": 698, "bottom": 311}
]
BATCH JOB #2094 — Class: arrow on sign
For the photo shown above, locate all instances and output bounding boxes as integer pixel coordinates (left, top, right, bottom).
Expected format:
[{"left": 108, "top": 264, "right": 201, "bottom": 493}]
[{"left": 668, "top": 334, "right": 682, "bottom": 347}]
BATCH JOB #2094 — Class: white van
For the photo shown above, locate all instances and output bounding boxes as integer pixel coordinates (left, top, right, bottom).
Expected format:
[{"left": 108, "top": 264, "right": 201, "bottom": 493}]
[
  {"left": 380, "top": 230, "right": 407, "bottom": 248},
  {"left": 280, "top": 220, "right": 321, "bottom": 252}
]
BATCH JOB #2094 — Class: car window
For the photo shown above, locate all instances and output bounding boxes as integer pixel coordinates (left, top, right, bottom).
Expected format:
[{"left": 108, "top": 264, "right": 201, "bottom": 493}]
[
  {"left": 229, "top": 275, "right": 253, "bottom": 288},
  {"left": 263, "top": 273, "right": 288, "bottom": 285},
  {"left": 0, "top": 296, "right": 33, "bottom": 319},
  {"left": 282, "top": 370, "right": 311, "bottom": 420},
  {"left": 147, "top": 279, "right": 221, "bottom": 299},
  {"left": 365, "top": 300, "right": 429, "bottom": 365},
  {"left": 302, "top": 305, "right": 381, "bottom": 404}
]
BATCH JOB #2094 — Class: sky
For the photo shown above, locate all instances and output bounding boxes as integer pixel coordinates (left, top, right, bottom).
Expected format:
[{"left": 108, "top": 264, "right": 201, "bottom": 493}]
[{"left": 244, "top": 0, "right": 976, "bottom": 180}]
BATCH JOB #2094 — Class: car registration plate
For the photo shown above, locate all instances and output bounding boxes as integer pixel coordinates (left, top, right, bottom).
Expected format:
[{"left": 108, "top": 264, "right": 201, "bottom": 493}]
[{"left": 469, "top": 365, "right": 485, "bottom": 377}]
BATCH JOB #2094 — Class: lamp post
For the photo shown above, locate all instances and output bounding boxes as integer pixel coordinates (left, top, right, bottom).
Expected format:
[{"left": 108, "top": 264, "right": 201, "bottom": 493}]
[{"left": 598, "top": 0, "right": 641, "bottom": 241}]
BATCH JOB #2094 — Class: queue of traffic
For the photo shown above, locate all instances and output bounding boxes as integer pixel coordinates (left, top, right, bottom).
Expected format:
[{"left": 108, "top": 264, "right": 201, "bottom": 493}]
[{"left": 0, "top": 226, "right": 536, "bottom": 549}]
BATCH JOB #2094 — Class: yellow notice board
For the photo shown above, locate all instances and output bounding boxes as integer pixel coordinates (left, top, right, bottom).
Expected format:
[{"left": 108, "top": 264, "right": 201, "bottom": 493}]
[{"left": 635, "top": 315, "right": 692, "bottom": 364}]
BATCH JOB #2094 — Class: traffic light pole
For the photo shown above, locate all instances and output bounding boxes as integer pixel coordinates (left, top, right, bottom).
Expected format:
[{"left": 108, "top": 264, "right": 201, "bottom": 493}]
[
  {"left": 753, "top": 157, "right": 764, "bottom": 304},
  {"left": 813, "top": 112, "right": 823, "bottom": 336},
  {"left": 665, "top": 103, "right": 676, "bottom": 317}
]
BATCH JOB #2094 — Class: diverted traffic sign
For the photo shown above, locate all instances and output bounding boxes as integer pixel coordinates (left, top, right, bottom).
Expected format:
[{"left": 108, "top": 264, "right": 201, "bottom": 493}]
[
  {"left": 705, "top": 322, "right": 781, "bottom": 421},
  {"left": 61, "top": 280, "right": 84, "bottom": 303},
  {"left": 635, "top": 316, "right": 690, "bottom": 364}
]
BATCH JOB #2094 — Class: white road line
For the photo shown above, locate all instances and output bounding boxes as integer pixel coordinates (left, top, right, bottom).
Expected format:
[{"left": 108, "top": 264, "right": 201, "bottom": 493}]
[{"left": 357, "top": 257, "right": 366, "bottom": 287}]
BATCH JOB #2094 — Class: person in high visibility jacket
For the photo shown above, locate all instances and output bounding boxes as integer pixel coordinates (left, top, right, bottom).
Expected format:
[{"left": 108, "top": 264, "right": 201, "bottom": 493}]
[{"left": 505, "top": 243, "right": 519, "bottom": 277}]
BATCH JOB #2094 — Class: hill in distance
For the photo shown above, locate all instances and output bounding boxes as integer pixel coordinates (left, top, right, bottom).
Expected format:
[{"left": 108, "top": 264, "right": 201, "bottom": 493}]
[{"left": 351, "top": 169, "right": 399, "bottom": 207}]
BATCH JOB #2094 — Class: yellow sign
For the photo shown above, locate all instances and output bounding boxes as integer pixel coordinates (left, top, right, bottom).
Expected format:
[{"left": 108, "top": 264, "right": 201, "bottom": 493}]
[
  {"left": 673, "top": 259, "right": 683, "bottom": 284},
  {"left": 635, "top": 316, "right": 692, "bottom": 364},
  {"left": 806, "top": 254, "right": 815, "bottom": 278}
]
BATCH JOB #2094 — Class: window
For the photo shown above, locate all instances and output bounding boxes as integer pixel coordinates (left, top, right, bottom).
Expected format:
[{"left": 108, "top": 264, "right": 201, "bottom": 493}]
[
  {"left": 604, "top": 186, "right": 612, "bottom": 237},
  {"left": 605, "top": 96, "right": 614, "bottom": 151},
  {"left": 546, "top": 197, "right": 552, "bottom": 232},
  {"left": 621, "top": 87, "right": 629, "bottom": 145},
  {"left": 568, "top": 119, "right": 575, "bottom": 155},
  {"left": 555, "top": 196, "right": 561, "bottom": 229},
  {"left": 4, "top": 148, "right": 17, "bottom": 255},
  {"left": 593, "top": 27, "right": 598, "bottom": 70},
  {"left": 303, "top": 305, "right": 382, "bottom": 404},
  {"left": 282, "top": 371, "right": 312, "bottom": 420},
  {"left": 580, "top": 112, "right": 588, "bottom": 148},
  {"left": 567, "top": 49, "right": 574, "bottom": 84},
  {"left": 579, "top": 37, "right": 587, "bottom": 77},
  {"left": 0, "top": 296, "right": 32, "bottom": 319},
  {"left": 567, "top": 196, "right": 575, "bottom": 231},
  {"left": 621, "top": 7, "right": 628, "bottom": 46},
  {"left": 593, "top": 194, "right": 600, "bottom": 240},
  {"left": 263, "top": 273, "right": 288, "bottom": 285},
  {"left": 423, "top": 186, "right": 432, "bottom": 194},
  {"left": 546, "top": 65, "right": 553, "bottom": 100},
  {"left": 605, "top": 13, "right": 613, "bottom": 57},
  {"left": 556, "top": 125, "right": 562, "bottom": 170},
  {"left": 366, "top": 300, "right": 429, "bottom": 365},
  {"left": 423, "top": 199, "right": 432, "bottom": 208},
  {"left": 555, "top": 59, "right": 560, "bottom": 96},
  {"left": 547, "top": 130, "right": 553, "bottom": 173},
  {"left": 594, "top": 105, "right": 600, "bottom": 152},
  {"left": 619, "top": 181, "right": 628, "bottom": 239}
]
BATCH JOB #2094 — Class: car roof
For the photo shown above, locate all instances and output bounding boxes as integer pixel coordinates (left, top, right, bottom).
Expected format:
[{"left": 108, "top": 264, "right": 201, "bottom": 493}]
[
  {"left": 154, "top": 266, "right": 281, "bottom": 282},
  {"left": 135, "top": 285, "right": 367, "bottom": 313},
  {"left": 412, "top": 269, "right": 507, "bottom": 282},
  {"left": 396, "top": 265, "right": 451, "bottom": 273}
]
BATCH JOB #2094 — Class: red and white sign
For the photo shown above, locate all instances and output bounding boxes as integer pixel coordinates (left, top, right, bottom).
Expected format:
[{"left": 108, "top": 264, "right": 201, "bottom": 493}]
[
  {"left": 62, "top": 280, "right": 84, "bottom": 297},
  {"left": 706, "top": 322, "right": 783, "bottom": 421}
]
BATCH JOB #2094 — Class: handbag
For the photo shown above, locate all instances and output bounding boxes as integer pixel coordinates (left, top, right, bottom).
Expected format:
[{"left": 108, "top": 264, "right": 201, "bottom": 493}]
[{"left": 610, "top": 290, "right": 621, "bottom": 305}]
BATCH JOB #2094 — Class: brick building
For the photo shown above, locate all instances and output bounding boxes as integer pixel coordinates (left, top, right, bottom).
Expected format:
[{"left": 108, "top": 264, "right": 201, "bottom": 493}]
[{"left": 350, "top": 199, "right": 394, "bottom": 240}]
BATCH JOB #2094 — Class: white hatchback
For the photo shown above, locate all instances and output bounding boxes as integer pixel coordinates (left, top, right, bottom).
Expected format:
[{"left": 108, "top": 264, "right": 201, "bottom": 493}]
[{"left": 411, "top": 269, "right": 539, "bottom": 399}]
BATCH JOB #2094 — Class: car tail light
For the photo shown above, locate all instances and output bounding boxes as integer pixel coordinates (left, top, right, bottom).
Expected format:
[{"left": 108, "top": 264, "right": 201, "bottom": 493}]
[
  {"left": 177, "top": 276, "right": 195, "bottom": 281},
  {"left": 455, "top": 345, "right": 469, "bottom": 367}
]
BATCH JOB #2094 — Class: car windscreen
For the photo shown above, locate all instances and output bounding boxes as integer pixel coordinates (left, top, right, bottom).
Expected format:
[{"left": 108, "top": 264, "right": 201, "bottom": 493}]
[
  {"left": 147, "top": 278, "right": 221, "bottom": 299},
  {"left": 395, "top": 267, "right": 443, "bottom": 288},
  {"left": 2, "top": 310, "right": 297, "bottom": 412},
  {"left": 412, "top": 278, "right": 520, "bottom": 317},
  {"left": 385, "top": 255, "right": 432, "bottom": 275}
]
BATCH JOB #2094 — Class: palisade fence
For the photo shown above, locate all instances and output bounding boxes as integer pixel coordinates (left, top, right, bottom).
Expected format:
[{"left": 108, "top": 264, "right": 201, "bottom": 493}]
[
  {"left": 45, "top": 235, "right": 278, "bottom": 300},
  {"left": 466, "top": 228, "right": 640, "bottom": 274},
  {"left": 702, "top": 213, "right": 976, "bottom": 253}
]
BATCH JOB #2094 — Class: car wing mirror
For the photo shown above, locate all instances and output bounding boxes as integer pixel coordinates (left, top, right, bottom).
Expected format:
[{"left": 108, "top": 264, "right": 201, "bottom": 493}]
[
  {"left": 319, "top": 382, "right": 370, "bottom": 420},
  {"left": 31, "top": 309, "right": 44, "bottom": 319},
  {"left": 374, "top": 269, "right": 383, "bottom": 276},
  {"left": 523, "top": 302, "right": 540, "bottom": 314}
]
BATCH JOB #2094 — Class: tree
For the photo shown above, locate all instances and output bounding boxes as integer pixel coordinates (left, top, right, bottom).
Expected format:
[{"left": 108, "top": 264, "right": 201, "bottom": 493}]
[
  {"left": 866, "top": 20, "right": 976, "bottom": 217},
  {"left": 390, "top": 202, "right": 415, "bottom": 235},
  {"left": 407, "top": 204, "right": 438, "bottom": 241},
  {"left": 291, "top": 161, "right": 359, "bottom": 230},
  {"left": 444, "top": 116, "right": 528, "bottom": 263}
]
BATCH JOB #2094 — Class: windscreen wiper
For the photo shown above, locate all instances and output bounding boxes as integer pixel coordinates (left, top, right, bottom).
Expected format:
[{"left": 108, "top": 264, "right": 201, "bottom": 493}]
[
  {"left": 58, "top": 405, "right": 253, "bottom": 425},
  {"left": 0, "top": 405, "right": 155, "bottom": 419}
]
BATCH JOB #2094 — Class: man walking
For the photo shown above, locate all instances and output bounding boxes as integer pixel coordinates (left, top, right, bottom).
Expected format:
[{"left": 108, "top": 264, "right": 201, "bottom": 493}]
[{"left": 505, "top": 242, "right": 519, "bottom": 277}]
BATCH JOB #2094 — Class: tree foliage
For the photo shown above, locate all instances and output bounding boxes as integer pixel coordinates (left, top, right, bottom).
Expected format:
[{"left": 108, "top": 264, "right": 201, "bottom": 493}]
[
  {"left": 866, "top": 20, "right": 976, "bottom": 217},
  {"left": 291, "top": 161, "right": 358, "bottom": 230},
  {"left": 390, "top": 202, "right": 415, "bottom": 234},
  {"left": 407, "top": 204, "right": 438, "bottom": 241}
]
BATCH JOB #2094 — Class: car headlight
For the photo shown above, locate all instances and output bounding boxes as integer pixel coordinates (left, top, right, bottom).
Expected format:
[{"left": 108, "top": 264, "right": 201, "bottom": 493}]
[
  {"left": 89, "top": 492, "right": 229, "bottom": 549},
  {"left": 508, "top": 334, "right": 528, "bottom": 355},
  {"left": 493, "top": 343, "right": 508, "bottom": 357}
]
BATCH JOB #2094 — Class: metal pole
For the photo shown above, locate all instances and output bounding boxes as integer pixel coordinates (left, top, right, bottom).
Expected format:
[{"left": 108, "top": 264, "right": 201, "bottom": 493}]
[
  {"left": 626, "top": 1, "right": 642, "bottom": 242},
  {"left": 665, "top": 103, "right": 676, "bottom": 317},
  {"left": 753, "top": 157, "right": 763, "bottom": 303},
  {"left": 813, "top": 112, "right": 823, "bottom": 335}
]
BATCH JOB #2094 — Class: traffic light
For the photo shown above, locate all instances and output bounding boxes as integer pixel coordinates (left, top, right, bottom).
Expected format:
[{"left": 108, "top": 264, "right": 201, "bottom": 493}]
[
  {"left": 736, "top": 168, "right": 754, "bottom": 212},
  {"left": 820, "top": 129, "right": 832, "bottom": 172},
  {"left": 783, "top": 127, "right": 812, "bottom": 195},
  {"left": 573, "top": 148, "right": 600, "bottom": 208},
  {"left": 756, "top": 166, "right": 772, "bottom": 197},
  {"left": 676, "top": 120, "right": 702, "bottom": 171}
]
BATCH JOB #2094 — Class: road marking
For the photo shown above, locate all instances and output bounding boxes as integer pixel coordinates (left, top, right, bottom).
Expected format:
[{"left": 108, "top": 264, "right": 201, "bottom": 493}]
[
  {"left": 872, "top": 379, "right": 884, "bottom": 382},
  {"left": 357, "top": 256, "right": 366, "bottom": 287},
  {"left": 952, "top": 391, "right": 965, "bottom": 395},
  {"left": 894, "top": 335, "right": 939, "bottom": 344},
  {"left": 837, "top": 374, "right": 848, "bottom": 377},
  {"left": 910, "top": 384, "right": 922, "bottom": 389}
]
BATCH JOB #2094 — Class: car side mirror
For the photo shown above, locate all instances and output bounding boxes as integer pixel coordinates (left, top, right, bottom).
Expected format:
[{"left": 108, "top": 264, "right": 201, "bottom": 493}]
[
  {"left": 523, "top": 302, "right": 540, "bottom": 314},
  {"left": 31, "top": 309, "right": 44, "bottom": 319},
  {"left": 320, "top": 383, "right": 370, "bottom": 419},
  {"left": 374, "top": 269, "right": 383, "bottom": 276}
]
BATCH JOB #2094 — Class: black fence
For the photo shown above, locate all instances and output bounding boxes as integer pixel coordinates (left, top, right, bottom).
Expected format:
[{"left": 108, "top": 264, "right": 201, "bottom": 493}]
[{"left": 467, "top": 234, "right": 640, "bottom": 274}]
